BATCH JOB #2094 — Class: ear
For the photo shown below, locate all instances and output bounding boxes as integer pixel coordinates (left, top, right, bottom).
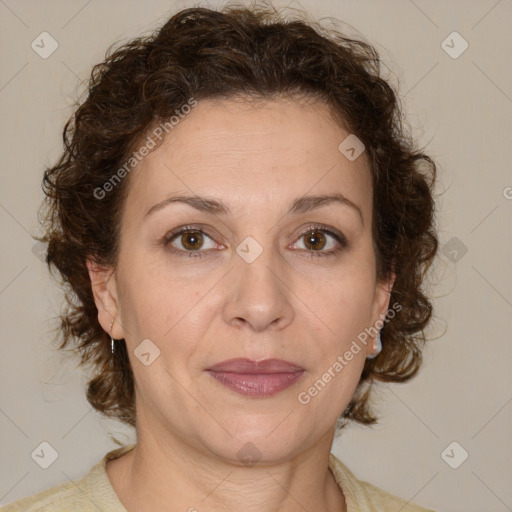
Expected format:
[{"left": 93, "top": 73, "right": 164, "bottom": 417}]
[
  {"left": 86, "top": 257, "right": 125, "bottom": 340},
  {"left": 367, "top": 271, "right": 396, "bottom": 357}
]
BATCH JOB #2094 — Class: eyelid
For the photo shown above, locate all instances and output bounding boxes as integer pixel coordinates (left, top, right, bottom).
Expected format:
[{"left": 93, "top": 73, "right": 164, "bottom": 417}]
[
  {"left": 288, "top": 224, "right": 348, "bottom": 258},
  {"left": 163, "top": 223, "right": 347, "bottom": 257},
  {"left": 294, "top": 224, "right": 347, "bottom": 247},
  {"left": 163, "top": 223, "right": 221, "bottom": 245}
]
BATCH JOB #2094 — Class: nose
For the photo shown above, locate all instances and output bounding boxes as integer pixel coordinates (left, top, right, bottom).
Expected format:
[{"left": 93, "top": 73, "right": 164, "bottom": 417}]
[{"left": 222, "top": 244, "right": 294, "bottom": 333}]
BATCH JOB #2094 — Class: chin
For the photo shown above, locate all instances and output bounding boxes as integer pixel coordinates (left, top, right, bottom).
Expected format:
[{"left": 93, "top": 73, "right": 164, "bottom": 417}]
[{"left": 200, "top": 418, "right": 310, "bottom": 466}]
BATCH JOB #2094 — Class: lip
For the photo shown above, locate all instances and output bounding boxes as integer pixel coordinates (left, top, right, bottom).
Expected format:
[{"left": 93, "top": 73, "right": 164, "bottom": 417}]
[
  {"left": 205, "top": 358, "right": 305, "bottom": 397},
  {"left": 206, "top": 358, "right": 304, "bottom": 374}
]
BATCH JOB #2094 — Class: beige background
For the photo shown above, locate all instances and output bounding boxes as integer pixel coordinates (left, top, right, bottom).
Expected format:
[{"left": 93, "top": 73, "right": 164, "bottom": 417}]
[{"left": 1, "top": 1, "right": 511, "bottom": 511}]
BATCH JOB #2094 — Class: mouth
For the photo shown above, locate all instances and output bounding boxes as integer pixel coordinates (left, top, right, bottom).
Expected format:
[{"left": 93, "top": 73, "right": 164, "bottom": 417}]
[{"left": 205, "top": 358, "right": 305, "bottom": 398}]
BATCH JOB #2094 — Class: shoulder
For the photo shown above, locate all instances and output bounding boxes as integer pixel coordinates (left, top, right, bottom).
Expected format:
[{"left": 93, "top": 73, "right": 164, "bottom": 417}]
[
  {"left": 0, "top": 476, "right": 93, "bottom": 512},
  {"left": 1, "top": 444, "right": 135, "bottom": 512},
  {"left": 328, "top": 453, "right": 438, "bottom": 512}
]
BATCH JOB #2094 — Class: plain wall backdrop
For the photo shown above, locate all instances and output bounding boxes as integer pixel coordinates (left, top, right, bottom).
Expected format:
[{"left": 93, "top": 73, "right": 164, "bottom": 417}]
[{"left": 1, "top": 1, "right": 511, "bottom": 511}]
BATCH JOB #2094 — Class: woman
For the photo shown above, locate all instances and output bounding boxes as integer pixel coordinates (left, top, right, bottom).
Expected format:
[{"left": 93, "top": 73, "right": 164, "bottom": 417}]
[{"left": 3, "top": 3, "right": 439, "bottom": 511}]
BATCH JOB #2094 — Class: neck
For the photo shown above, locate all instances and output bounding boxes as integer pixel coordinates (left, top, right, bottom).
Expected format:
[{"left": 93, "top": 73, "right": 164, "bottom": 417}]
[{"left": 106, "top": 418, "right": 346, "bottom": 512}]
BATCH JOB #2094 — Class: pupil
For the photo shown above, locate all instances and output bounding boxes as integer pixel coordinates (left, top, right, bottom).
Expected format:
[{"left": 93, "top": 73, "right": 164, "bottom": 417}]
[
  {"left": 306, "top": 230, "right": 325, "bottom": 250},
  {"left": 184, "top": 231, "right": 202, "bottom": 250}
]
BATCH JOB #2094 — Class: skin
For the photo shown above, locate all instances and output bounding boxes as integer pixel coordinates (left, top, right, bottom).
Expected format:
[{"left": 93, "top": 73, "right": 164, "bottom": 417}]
[{"left": 87, "top": 95, "right": 395, "bottom": 512}]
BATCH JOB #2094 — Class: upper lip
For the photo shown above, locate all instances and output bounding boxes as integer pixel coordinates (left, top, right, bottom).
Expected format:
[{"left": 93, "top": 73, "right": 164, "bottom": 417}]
[{"left": 206, "top": 358, "right": 304, "bottom": 374}]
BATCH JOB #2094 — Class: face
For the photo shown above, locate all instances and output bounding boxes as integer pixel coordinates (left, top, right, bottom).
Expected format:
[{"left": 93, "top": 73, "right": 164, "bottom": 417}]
[{"left": 88, "top": 96, "right": 394, "bottom": 464}]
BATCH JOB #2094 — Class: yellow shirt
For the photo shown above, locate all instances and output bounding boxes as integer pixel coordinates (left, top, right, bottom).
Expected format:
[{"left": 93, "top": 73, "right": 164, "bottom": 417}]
[{"left": 1, "top": 444, "right": 437, "bottom": 511}]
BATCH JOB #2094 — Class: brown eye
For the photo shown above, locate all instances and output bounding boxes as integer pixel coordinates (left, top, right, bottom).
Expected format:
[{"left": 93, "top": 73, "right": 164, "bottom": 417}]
[
  {"left": 179, "top": 230, "right": 204, "bottom": 251},
  {"left": 164, "top": 226, "right": 219, "bottom": 258},
  {"left": 303, "top": 230, "right": 327, "bottom": 251},
  {"left": 291, "top": 225, "right": 347, "bottom": 258}
]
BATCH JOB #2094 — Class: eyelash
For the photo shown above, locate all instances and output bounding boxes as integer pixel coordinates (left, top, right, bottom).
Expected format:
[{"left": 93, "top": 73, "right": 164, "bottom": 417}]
[{"left": 162, "top": 223, "right": 348, "bottom": 259}]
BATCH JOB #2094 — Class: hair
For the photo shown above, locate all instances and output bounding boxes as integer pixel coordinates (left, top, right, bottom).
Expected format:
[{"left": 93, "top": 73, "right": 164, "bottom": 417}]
[{"left": 37, "top": 1, "right": 439, "bottom": 430}]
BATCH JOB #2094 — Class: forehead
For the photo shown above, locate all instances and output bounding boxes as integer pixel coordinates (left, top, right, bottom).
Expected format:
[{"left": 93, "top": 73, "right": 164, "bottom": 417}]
[{"left": 124, "top": 96, "right": 373, "bottom": 221}]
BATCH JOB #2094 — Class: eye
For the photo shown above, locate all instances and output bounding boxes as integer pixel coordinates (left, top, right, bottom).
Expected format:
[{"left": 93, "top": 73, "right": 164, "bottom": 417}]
[
  {"left": 164, "top": 225, "right": 221, "bottom": 258},
  {"left": 162, "top": 223, "right": 347, "bottom": 259},
  {"left": 291, "top": 225, "right": 347, "bottom": 258}
]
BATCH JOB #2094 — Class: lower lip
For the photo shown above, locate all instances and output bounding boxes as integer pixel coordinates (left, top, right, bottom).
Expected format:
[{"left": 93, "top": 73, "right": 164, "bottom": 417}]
[{"left": 206, "top": 371, "right": 305, "bottom": 397}]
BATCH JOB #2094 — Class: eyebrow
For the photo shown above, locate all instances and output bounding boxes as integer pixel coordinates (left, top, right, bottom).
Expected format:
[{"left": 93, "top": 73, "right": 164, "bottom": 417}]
[{"left": 144, "top": 192, "right": 364, "bottom": 225}]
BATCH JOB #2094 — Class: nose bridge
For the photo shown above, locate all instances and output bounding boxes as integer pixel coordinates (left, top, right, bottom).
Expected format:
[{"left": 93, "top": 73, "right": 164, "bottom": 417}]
[{"left": 222, "top": 233, "right": 294, "bottom": 331}]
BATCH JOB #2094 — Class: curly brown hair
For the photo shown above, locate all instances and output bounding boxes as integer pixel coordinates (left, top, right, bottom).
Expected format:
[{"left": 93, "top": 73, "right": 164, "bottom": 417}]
[{"left": 36, "top": 1, "right": 439, "bottom": 430}]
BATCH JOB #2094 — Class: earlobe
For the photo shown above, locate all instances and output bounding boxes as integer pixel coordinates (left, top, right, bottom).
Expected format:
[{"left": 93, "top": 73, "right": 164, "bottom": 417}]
[
  {"left": 367, "top": 271, "right": 396, "bottom": 357},
  {"left": 86, "top": 258, "right": 124, "bottom": 340}
]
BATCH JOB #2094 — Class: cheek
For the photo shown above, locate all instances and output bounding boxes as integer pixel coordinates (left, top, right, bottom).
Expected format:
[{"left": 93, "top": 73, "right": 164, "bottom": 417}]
[
  {"left": 310, "top": 271, "right": 375, "bottom": 332},
  {"left": 297, "top": 343, "right": 365, "bottom": 422},
  {"left": 118, "top": 272, "right": 218, "bottom": 384},
  {"left": 116, "top": 252, "right": 202, "bottom": 337},
  {"left": 298, "top": 272, "right": 375, "bottom": 392}
]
